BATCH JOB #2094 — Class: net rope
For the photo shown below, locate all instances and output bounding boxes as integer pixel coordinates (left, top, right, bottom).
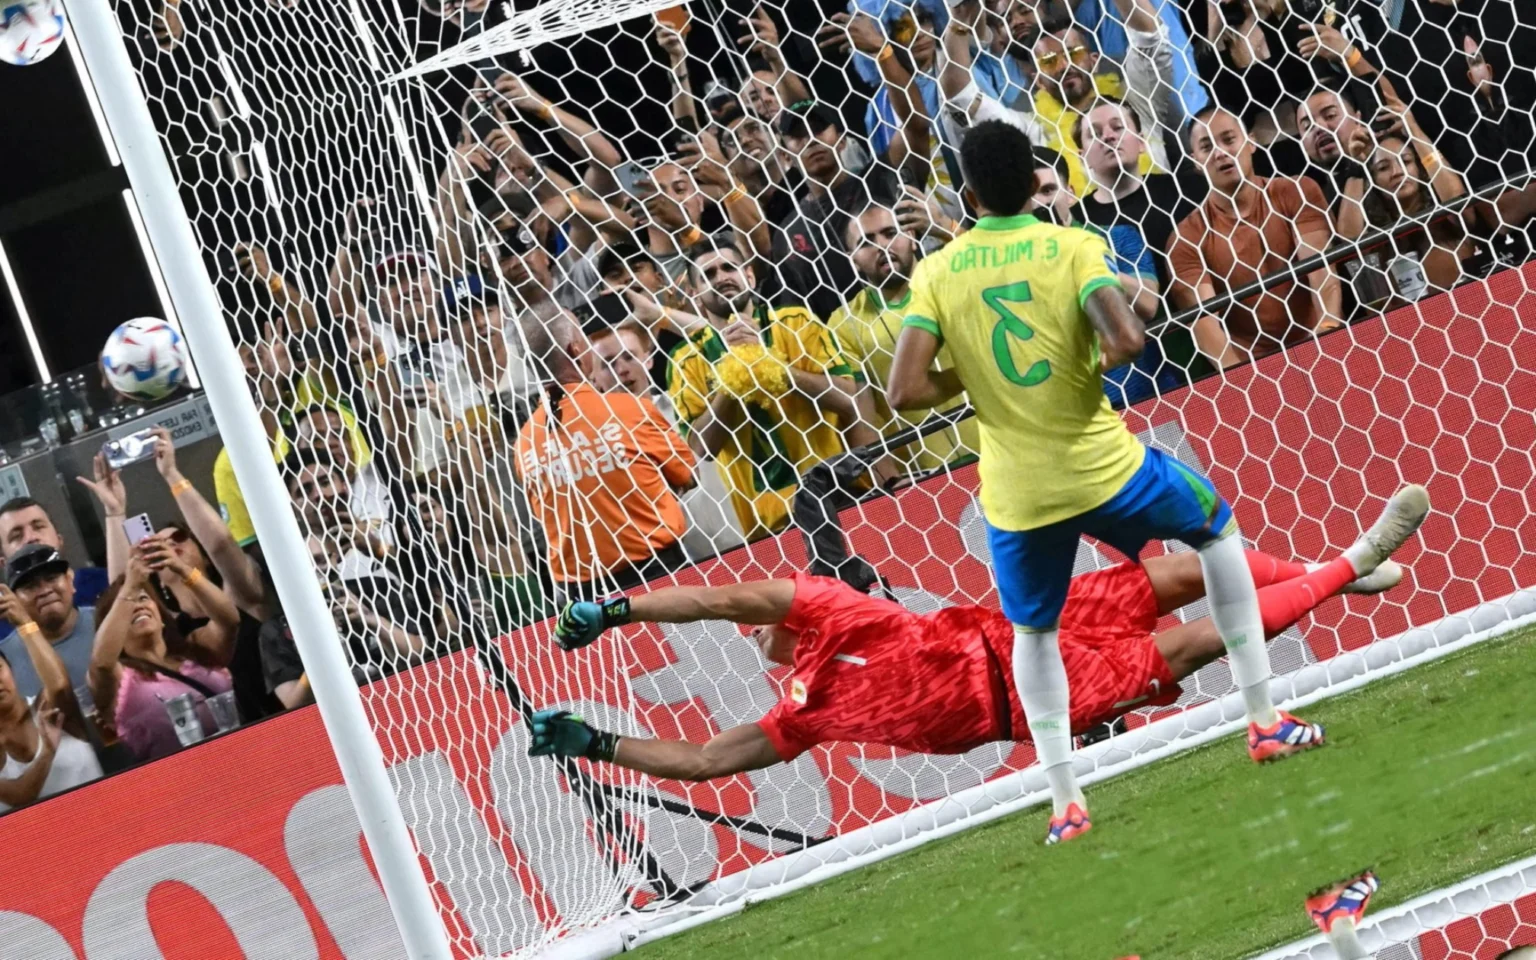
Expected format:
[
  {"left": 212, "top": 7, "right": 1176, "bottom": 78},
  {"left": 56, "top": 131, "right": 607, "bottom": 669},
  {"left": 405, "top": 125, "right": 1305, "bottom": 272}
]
[{"left": 107, "top": 0, "right": 1535, "bottom": 953}]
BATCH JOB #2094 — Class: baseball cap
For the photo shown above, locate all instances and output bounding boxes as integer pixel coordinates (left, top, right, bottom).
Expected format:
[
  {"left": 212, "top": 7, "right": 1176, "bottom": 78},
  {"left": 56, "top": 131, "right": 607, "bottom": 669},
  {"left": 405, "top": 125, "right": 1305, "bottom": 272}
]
[
  {"left": 442, "top": 274, "right": 499, "bottom": 321},
  {"left": 374, "top": 248, "right": 430, "bottom": 283},
  {"left": 778, "top": 99, "right": 844, "bottom": 139},
  {"left": 7, "top": 544, "right": 70, "bottom": 591}
]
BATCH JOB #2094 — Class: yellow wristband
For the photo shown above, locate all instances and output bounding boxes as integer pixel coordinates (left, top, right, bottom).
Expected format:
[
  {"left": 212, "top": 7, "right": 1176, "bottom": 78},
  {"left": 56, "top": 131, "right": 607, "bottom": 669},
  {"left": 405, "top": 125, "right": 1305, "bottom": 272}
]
[
  {"left": 17, "top": 622, "right": 41, "bottom": 636},
  {"left": 723, "top": 183, "right": 747, "bottom": 204},
  {"left": 681, "top": 227, "right": 703, "bottom": 247},
  {"left": 536, "top": 103, "right": 553, "bottom": 121},
  {"left": 1346, "top": 46, "right": 1363, "bottom": 68},
  {"left": 170, "top": 478, "right": 193, "bottom": 497},
  {"left": 267, "top": 276, "right": 285, "bottom": 296},
  {"left": 183, "top": 567, "right": 205, "bottom": 587},
  {"left": 567, "top": 189, "right": 584, "bottom": 209},
  {"left": 359, "top": 351, "right": 387, "bottom": 371},
  {"left": 445, "top": 420, "right": 468, "bottom": 440},
  {"left": 876, "top": 44, "right": 895, "bottom": 63}
]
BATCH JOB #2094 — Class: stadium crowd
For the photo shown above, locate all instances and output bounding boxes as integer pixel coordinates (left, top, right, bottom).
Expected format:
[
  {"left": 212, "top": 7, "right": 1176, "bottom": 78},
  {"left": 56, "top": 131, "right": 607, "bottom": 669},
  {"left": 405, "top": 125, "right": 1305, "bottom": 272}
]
[{"left": 0, "top": 0, "right": 1531, "bottom": 811}]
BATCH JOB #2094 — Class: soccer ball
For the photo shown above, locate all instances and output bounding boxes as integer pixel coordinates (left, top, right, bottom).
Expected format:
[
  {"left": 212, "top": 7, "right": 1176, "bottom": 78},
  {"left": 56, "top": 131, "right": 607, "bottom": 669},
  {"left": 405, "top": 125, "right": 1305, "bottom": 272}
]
[
  {"left": 0, "top": 0, "right": 67, "bottom": 67},
  {"left": 101, "top": 318, "right": 190, "bottom": 401}
]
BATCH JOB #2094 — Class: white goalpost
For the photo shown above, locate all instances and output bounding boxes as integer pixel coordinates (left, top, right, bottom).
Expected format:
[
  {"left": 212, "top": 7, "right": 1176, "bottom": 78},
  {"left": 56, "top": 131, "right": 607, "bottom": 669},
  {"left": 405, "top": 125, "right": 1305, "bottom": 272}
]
[
  {"left": 62, "top": 3, "right": 454, "bottom": 957},
  {"left": 58, "top": 0, "right": 1536, "bottom": 957}
]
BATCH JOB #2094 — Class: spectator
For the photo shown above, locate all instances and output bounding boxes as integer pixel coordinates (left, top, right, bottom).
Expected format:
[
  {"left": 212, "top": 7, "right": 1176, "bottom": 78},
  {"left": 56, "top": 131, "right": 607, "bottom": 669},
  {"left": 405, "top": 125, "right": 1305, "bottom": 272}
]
[
  {"left": 1029, "top": 148, "right": 1077, "bottom": 227},
  {"left": 774, "top": 100, "right": 901, "bottom": 318},
  {"left": 1294, "top": 34, "right": 1457, "bottom": 212},
  {"left": 830, "top": 202, "right": 979, "bottom": 473},
  {"left": 281, "top": 449, "right": 432, "bottom": 680},
  {"left": 939, "top": 0, "right": 1181, "bottom": 195},
  {"left": 1168, "top": 107, "right": 1339, "bottom": 369},
  {"left": 515, "top": 312, "right": 697, "bottom": 600},
  {"left": 145, "top": 427, "right": 278, "bottom": 720},
  {"left": 90, "top": 559, "right": 235, "bottom": 763},
  {"left": 1073, "top": 0, "right": 1209, "bottom": 123},
  {"left": 0, "top": 635, "right": 101, "bottom": 813},
  {"left": 589, "top": 323, "right": 747, "bottom": 561},
  {"left": 0, "top": 498, "right": 109, "bottom": 612},
  {"left": 440, "top": 276, "right": 537, "bottom": 437},
  {"left": 665, "top": 238, "right": 886, "bottom": 541},
  {"left": 1071, "top": 99, "right": 1205, "bottom": 403},
  {"left": 1336, "top": 135, "right": 1473, "bottom": 307},
  {"left": 0, "top": 545, "right": 96, "bottom": 712}
]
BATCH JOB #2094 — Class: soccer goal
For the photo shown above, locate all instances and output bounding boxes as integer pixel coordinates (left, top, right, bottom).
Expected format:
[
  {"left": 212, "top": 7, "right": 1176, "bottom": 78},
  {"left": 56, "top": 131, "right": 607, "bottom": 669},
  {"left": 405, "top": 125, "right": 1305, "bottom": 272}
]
[{"left": 63, "top": 0, "right": 1536, "bottom": 956}]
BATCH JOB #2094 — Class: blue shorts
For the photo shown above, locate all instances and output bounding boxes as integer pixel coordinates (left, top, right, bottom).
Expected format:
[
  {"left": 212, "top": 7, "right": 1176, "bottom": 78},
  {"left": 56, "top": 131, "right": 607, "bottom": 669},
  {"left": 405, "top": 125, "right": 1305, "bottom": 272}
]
[{"left": 986, "top": 447, "right": 1237, "bottom": 629}]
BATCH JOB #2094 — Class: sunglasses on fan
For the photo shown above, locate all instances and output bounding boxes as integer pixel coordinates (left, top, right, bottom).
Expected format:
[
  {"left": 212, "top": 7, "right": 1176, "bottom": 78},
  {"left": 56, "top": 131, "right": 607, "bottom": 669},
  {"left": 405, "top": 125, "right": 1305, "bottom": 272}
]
[{"left": 1035, "top": 45, "right": 1090, "bottom": 72}]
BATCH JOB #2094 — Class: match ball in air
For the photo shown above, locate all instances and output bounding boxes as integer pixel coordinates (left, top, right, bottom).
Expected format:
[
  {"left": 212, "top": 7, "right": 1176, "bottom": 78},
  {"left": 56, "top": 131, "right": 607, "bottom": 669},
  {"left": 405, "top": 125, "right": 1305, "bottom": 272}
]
[
  {"left": 0, "top": 0, "right": 66, "bottom": 67},
  {"left": 101, "top": 318, "right": 190, "bottom": 401}
]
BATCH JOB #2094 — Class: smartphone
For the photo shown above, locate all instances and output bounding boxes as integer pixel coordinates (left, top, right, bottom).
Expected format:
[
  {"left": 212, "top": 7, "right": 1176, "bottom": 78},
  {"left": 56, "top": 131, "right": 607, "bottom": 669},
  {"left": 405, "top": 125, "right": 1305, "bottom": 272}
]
[
  {"left": 123, "top": 513, "right": 155, "bottom": 547},
  {"left": 103, "top": 428, "right": 160, "bottom": 469},
  {"left": 656, "top": 4, "right": 691, "bottom": 36},
  {"left": 614, "top": 161, "right": 656, "bottom": 200}
]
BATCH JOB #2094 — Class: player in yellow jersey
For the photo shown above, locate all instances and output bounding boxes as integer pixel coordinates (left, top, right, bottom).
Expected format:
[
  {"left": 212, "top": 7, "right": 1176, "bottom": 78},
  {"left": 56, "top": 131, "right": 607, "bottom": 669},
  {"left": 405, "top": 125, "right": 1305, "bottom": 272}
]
[{"left": 887, "top": 121, "right": 1418, "bottom": 844}]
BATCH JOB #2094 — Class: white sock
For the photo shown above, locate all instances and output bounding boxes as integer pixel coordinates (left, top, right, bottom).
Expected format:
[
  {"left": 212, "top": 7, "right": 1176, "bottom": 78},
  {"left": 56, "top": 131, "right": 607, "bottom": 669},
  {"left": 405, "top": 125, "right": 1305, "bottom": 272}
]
[
  {"left": 1325, "top": 920, "right": 1371, "bottom": 960},
  {"left": 1012, "top": 625, "right": 1084, "bottom": 816},
  {"left": 1197, "top": 534, "right": 1281, "bottom": 727}
]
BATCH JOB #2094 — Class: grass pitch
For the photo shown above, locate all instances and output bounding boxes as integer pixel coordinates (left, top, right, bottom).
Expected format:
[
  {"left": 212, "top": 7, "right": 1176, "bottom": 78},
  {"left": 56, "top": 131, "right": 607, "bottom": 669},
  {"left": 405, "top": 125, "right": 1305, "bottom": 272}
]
[{"left": 638, "top": 627, "right": 1536, "bottom": 960}]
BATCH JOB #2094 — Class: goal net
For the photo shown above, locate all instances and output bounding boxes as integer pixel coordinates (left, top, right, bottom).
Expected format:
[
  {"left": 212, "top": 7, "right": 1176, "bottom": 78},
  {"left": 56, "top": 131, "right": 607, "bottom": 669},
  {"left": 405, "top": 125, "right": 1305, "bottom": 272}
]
[{"left": 101, "top": 0, "right": 1535, "bottom": 955}]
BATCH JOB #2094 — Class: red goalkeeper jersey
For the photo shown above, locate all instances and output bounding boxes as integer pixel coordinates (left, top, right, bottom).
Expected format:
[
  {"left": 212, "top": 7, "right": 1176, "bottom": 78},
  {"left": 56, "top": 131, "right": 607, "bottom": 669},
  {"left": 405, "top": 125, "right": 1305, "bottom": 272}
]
[{"left": 755, "top": 568, "right": 1179, "bottom": 761}]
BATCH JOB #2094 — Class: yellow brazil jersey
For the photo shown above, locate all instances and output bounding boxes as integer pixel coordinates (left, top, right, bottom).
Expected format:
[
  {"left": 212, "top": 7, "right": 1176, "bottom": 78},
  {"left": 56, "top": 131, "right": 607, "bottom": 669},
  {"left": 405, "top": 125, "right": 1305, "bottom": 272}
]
[
  {"left": 901, "top": 213, "right": 1145, "bottom": 532},
  {"left": 1036, "top": 74, "right": 1156, "bottom": 197},
  {"left": 828, "top": 286, "right": 979, "bottom": 474},
  {"left": 668, "top": 303, "right": 856, "bottom": 542},
  {"left": 215, "top": 376, "right": 372, "bottom": 546}
]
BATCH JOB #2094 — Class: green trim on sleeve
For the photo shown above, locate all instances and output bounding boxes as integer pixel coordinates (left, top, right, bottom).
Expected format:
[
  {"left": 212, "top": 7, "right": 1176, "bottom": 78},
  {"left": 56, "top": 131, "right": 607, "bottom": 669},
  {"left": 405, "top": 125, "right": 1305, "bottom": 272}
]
[
  {"left": 1078, "top": 276, "right": 1123, "bottom": 309},
  {"left": 901, "top": 314, "right": 941, "bottom": 339}
]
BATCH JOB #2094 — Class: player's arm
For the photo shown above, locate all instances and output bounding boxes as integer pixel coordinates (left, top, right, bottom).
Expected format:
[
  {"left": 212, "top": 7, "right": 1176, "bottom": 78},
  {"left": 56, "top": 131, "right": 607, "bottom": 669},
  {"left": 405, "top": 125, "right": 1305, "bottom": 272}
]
[
  {"left": 528, "top": 711, "right": 781, "bottom": 781},
  {"left": 887, "top": 325, "right": 964, "bottom": 412},
  {"left": 552, "top": 579, "right": 797, "bottom": 650},
  {"left": 1084, "top": 285, "right": 1147, "bottom": 373}
]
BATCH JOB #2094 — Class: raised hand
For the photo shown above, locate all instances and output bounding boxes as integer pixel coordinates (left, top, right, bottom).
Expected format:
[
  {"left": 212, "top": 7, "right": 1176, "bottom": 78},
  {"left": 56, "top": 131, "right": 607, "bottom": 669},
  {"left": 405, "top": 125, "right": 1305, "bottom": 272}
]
[
  {"left": 655, "top": 18, "right": 688, "bottom": 66},
  {"left": 677, "top": 131, "right": 734, "bottom": 194},
  {"left": 148, "top": 426, "right": 182, "bottom": 483},
  {"left": 139, "top": 534, "right": 191, "bottom": 581},
  {"left": 76, "top": 453, "right": 127, "bottom": 517},
  {"left": 737, "top": 6, "right": 781, "bottom": 59},
  {"left": 38, "top": 707, "right": 64, "bottom": 752},
  {"left": 1295, "top": 21, "right": 1351, "bottom": 61},
  {"left": 494, "top": 72, "right": 547, "bottom": 115},
  {"left": 0, "top": 585, "right": 33, "bottom": 630}
]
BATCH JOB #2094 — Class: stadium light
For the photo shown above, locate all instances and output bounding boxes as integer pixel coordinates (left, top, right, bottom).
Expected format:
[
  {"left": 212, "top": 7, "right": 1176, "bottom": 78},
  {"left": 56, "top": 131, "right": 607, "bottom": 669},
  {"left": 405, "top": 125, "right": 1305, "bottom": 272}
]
[
  {"left": 0, "top": 237, "right": 52, "bottom": 383},
  {"left": 122, "top": 189, "right": 201, "bottom": 389}
]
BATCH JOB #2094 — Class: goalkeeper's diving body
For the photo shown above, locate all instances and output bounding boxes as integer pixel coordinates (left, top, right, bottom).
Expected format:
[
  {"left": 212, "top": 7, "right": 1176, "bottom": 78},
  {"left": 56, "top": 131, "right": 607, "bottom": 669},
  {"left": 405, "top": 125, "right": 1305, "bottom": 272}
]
[
  {"left": 529, "top": 489, "right": 1427, "bottom": 797},
  {"left": 880, "top": 119, "right": 1430, "bottom": 842}
]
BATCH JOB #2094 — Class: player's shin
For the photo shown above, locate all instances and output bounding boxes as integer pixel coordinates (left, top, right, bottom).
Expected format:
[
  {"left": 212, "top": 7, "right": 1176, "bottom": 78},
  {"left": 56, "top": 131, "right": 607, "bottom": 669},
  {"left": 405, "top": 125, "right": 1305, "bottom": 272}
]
[
  {"left": 1012, "top": 625, "right": 1084, "bottom": 816},
  {"left": 1197, "top": 533, "right": 1280, "bottom": 727}
]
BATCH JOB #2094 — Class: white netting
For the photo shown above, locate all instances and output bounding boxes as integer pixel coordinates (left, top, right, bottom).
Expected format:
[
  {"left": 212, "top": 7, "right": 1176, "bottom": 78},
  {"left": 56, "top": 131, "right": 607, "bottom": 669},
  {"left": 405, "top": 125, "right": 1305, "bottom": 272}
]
[{"left": 103, "top": 0, "right": 1534, "bottom": 955}]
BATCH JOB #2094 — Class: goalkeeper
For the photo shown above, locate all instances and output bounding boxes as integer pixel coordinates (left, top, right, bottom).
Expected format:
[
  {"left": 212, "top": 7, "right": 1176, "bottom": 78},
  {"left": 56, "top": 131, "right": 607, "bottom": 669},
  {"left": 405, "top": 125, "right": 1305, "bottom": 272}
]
[{"left": 528, "top": 488, "right": 1425, "bottom": 795}]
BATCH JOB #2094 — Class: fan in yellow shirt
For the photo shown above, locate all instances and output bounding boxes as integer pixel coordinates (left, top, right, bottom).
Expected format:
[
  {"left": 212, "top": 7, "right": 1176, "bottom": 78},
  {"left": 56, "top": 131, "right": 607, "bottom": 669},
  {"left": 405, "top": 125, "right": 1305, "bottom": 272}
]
[
  {"left": 888, "top": 119, "right": 1310, "bottom": 843},
  {"left": 827, "top": 203, "right": 978, "bottom": 476},
  {"left": 667, "top": 240, "right": 885, "bottom": 542}
]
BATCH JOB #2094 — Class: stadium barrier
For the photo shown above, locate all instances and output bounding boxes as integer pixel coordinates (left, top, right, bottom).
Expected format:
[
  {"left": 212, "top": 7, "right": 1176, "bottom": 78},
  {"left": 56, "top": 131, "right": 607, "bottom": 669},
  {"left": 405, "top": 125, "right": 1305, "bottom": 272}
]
[{"left": 1, "top": 261, "right": 1531, "bottom": 959}]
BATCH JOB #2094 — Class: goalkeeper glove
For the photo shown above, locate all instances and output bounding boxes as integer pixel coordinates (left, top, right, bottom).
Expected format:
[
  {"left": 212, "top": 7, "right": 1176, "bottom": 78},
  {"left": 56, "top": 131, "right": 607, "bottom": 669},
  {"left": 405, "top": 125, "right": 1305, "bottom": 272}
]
[
  {"left": 553, "top": 597, "right": 632, "bottom": 651},
  {"left": 526, "top": 709, "right": 619, "bottom": 762}
]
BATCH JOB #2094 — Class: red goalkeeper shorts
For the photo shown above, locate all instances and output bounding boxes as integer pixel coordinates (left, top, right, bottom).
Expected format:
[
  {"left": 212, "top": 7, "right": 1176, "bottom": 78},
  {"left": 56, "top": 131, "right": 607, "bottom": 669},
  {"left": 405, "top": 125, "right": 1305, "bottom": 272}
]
[{"left": 1055, "top": 562, "right": 1182, "bottom": 730}]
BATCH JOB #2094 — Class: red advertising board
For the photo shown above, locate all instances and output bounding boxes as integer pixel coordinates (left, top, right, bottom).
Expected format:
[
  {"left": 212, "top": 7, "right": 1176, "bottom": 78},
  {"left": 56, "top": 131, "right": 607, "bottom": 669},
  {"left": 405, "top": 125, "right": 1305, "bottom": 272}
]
[{"left": 3, "top": 264, "right": 1534, "bottom": 959}]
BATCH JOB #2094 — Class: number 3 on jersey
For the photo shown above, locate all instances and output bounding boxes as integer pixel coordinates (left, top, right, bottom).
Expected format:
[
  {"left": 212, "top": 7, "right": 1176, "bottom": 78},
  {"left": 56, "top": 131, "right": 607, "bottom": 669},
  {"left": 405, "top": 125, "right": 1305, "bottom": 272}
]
[{"left": 982, "top": 281, "right": 1051, "bottom": 387}]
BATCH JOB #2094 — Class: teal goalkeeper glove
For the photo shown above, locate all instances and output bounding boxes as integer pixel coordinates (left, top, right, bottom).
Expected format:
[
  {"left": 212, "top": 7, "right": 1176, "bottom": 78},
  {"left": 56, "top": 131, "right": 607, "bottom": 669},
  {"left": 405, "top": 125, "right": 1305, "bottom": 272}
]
[
  {"left": 553, "top": 597, "right": 632, "bottom": 651},
  {"left": 527, "top": 709, "right": 619, "bottom": 762}
]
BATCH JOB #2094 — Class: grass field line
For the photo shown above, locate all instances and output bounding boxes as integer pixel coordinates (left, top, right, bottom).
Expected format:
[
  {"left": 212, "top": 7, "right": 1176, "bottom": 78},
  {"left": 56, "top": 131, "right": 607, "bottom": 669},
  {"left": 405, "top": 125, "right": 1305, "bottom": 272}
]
[
  {"left": 1251, "top": 853, "right": 1536, "bottom": 959},
  {"left": 543, "top": 589, "right": 1536, "bottom": 960}
]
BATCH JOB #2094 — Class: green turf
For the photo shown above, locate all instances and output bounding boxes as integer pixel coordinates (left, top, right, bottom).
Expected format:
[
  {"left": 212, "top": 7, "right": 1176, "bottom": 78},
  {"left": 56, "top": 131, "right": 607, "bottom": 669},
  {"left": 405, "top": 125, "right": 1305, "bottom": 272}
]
[{"left": 637, "top": 627, "right": 1536, "bottom": 960}]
